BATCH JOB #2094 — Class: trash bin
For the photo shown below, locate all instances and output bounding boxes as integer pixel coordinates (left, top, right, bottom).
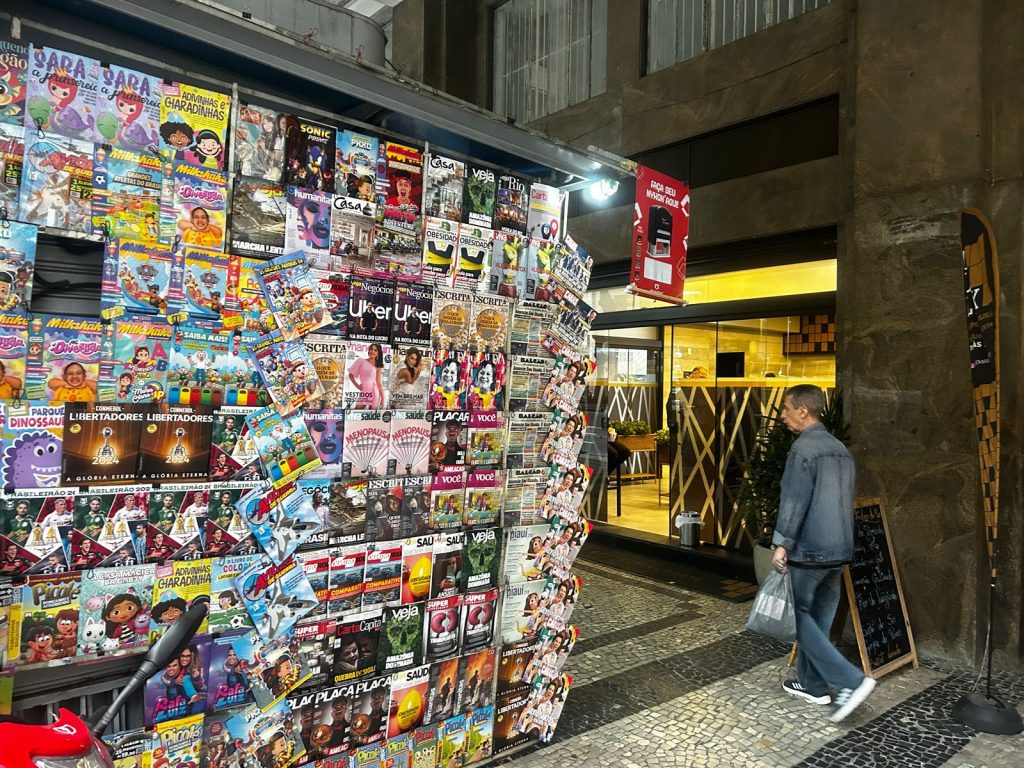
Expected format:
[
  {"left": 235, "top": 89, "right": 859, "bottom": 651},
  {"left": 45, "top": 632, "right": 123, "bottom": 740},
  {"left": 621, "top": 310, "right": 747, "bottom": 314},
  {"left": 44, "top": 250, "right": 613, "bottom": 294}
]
[{"left": 677, "top": 511, "right": 701, "bottom": 547}]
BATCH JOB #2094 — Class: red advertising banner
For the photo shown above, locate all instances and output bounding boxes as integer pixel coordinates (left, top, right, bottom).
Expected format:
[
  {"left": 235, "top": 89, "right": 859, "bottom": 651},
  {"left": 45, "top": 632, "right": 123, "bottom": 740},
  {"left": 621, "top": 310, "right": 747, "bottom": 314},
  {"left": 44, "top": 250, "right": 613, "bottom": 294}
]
[{"left": 629, "top": 165, "right": 690, "bottom": 304}]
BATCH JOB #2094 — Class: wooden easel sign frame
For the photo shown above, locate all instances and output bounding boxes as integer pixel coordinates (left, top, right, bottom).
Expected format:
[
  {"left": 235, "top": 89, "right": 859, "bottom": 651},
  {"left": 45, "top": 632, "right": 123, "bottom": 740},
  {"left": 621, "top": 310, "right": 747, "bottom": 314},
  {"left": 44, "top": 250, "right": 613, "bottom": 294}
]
[{"left": 842, "top": 497, "right": 919, "bottom": 679}]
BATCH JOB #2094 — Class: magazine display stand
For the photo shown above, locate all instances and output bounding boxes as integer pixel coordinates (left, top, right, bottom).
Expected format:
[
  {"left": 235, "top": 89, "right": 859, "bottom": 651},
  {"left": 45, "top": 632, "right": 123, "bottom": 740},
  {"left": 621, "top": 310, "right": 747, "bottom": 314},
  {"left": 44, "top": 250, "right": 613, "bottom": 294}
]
[{"left": 0, "top": 34, "right": 599, "bottom": 767}]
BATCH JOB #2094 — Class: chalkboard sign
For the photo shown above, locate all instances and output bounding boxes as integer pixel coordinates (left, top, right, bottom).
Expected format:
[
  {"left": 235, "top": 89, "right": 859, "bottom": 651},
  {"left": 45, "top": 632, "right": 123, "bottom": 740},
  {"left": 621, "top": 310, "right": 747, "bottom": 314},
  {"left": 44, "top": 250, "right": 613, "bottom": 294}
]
[{"left": 843, "top": 498, "right": 918, "bottom": 678}]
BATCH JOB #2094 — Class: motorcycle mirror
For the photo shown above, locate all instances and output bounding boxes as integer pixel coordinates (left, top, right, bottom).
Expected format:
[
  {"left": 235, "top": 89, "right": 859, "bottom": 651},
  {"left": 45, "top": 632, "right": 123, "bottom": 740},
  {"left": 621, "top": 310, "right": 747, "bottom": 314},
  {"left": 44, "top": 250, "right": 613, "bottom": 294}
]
[{"left": 144, "top": 594, "right": 210, "bottom": 671}]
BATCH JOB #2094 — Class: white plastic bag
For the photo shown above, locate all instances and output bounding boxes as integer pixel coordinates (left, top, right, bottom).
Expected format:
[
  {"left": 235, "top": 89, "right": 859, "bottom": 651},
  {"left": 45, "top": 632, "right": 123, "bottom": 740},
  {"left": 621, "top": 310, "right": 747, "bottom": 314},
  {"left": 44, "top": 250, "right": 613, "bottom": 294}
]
[{"left": 745, "top": 567, "right": 797, "bottom": 642}]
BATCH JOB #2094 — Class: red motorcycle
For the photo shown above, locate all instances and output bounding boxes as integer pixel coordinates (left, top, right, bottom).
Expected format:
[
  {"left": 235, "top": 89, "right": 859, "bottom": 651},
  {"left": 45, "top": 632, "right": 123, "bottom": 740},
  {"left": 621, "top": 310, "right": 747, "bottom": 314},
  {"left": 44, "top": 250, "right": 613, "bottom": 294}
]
[{"left": 0, "top": 596, "right": 208, "bottom": 768}]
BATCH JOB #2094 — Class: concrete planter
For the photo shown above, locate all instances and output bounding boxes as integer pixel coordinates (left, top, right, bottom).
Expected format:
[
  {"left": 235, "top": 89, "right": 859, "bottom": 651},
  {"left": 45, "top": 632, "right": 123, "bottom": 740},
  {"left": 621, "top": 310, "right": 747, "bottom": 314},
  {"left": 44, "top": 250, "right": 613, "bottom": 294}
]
[{"left": 753, "top": 542, "right": 775, "bottom": 585}]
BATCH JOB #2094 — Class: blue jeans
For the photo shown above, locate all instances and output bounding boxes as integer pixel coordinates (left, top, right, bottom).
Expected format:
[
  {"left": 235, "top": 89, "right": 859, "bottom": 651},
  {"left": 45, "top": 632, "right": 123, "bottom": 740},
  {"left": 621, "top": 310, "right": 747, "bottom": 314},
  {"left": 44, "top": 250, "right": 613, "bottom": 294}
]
[{"left": 789, "top": 566, "right": 863, "bottom": 695}]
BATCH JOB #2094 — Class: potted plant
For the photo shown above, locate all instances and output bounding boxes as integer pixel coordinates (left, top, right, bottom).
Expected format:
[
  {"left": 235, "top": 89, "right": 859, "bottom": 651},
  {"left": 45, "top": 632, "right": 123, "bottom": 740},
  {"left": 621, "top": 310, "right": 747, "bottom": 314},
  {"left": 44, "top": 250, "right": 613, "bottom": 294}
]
[
  {"left": 736, "top": 391, "right": 850, "bottom": 583},
  {"left": 653, "top": 427, "right": 670, "bottom": 471}
]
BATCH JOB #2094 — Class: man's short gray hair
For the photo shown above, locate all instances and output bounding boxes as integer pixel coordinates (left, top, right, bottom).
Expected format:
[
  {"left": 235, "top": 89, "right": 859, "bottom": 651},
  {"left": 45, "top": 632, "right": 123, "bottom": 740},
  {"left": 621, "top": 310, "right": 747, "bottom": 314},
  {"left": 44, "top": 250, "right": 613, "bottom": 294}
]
[{"left": 785, "top": 384, "right": 825, "bottom": 419}]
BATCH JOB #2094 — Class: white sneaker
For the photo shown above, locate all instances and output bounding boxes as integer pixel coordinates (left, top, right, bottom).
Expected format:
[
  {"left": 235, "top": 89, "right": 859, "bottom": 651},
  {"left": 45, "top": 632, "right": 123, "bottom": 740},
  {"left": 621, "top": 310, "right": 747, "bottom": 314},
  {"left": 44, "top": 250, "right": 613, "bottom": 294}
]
[
  {"left": 783, "top": 679, "right": 830, "bottom": 705},
  {"left": 830, "top": 676, "right": 876, "bottom": 722}
]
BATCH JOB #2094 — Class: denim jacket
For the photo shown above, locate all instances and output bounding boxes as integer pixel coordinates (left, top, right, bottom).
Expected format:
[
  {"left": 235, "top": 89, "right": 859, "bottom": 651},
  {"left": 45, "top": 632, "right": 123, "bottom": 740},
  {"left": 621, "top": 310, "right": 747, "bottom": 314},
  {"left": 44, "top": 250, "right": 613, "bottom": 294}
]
[{"left": 771, "top": 422, "right": 855, "bottom": 566}]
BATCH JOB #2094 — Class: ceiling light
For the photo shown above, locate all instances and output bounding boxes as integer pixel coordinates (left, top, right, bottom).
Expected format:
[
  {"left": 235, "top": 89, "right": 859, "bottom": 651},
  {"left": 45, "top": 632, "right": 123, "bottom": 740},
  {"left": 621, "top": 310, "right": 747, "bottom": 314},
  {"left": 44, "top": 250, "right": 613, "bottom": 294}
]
[{"left": 587, "top": 178, "right": 619, "bottom": 201}]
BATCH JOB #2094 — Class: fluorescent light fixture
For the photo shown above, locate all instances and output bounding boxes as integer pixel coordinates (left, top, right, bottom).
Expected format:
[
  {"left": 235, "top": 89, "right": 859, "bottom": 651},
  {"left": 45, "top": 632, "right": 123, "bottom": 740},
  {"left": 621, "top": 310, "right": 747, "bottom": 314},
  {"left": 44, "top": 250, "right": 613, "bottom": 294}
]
[{"left": 587, "top": 178, "right": 620, "bottom": 201}]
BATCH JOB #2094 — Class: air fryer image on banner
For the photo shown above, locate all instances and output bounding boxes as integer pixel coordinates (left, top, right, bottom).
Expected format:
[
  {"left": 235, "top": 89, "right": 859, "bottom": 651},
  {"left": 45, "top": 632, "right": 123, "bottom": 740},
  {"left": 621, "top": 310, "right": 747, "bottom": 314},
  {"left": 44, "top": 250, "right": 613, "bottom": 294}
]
[
  {"left": 137, "top": 404, "right": 214, "bottom": 482},
  {"left": 61, "top": 402, "right": 146, "bottom": 486}
]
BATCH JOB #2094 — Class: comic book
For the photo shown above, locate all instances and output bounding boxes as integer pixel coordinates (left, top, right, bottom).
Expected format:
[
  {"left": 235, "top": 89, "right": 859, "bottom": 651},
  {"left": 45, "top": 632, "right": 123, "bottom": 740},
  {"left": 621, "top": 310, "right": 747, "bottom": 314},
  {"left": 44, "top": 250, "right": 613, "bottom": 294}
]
[
  {"left": 362, "top": 539, "right": 403, "bottom": 609},
  {"left": 209, "top": 554, "right": 260, "bottom": 633},
  {"left": 94, "top": 64, "right": 160, "bottom": 151},
  {"left": 256, "top": 250, "right": 332, "bottom": 340},
  {"left": 175, "top": 245, "right": 233, "bottom": 325},
  {"left": 387, "top": 664, "right": 430, "bottom": 739},
  {"left": 6, "top": 570, "right": 79, "bottom": 665},
  {"left": 325, "top": 476, "right": 367, "bottom": 547},
  {"left": 164, "top": 162, "right": 228, "bottom": 251},
  {"left": 332, "top": 606, "right": 382, "bottom": 684},
  {"left": 487, "top": 231, "right": 527, "bottom": 299},
  {"left": 0, "top": 313, "right": 28, "bottom": 404},
  {"left": 304, "top": 407, "right": 345, "bottom": 467},
  {"left": 0, "top": 123, "right": 25, "bottom": 218},
  {"left": 77, "top": 562, "right": 154, "bottom": 655},
  {"left": 376, "top": 601, "right": 423, "bottom": 674},
  {"left": 0, "top": 221, "right": 34, "bottom": 313},
  {"left": 0, "top": 488, "right": 74, "bottom": 576},
  {"left": 60, "top": 402, "right": 145, "bottom": 486},
  {"left": 502, "top": 524, "right": 551, "bottom": 586},
  {"left": 295, "top": 544, "right": 331, "bottom": 609},
  {"left": 98, "top": 318, "right": 172, "bottom": 403},
  {"left": 463, "top": 706, "right": 494, "bottom": 764},
  {"left": 459, "top": 588, "right": 496, "bottom": 659},
  {"left": 493, "top": 175, "right": 529, "bottom": 236},
  {"left": 463, "top": 468, "right": 502, "bottom": 530},
  {"left": 384, "top": 733, "right": 412, "bottom": 768},
  {"left": 329, "top": 194, "right": 377, "bottom": 274},
  {"left": 341, "top": 410, "right": 391, "bottom": 479},
  {"left": 24, "top": 46, "right": 100, "bottom": 139},
  {"left": 410, "top": 725, "right": 437, "bottom": 768},
  {"left": 429, "top": 531, "right": 463, "bottom": 601},
  {"left": 507, "top": 355, "right": 549, "bottom": 413},
  {"left": 90, "top": 146, "right": 163, "bottom": 242},
  {"left": 226, "top": 255, "right": 278, "bottom": 336},
  {"left": 245, "top": 481, "right": 323, "bottom": 564},
  {"left": 225, "top": 697, "right": 307, "bottom": 767},
  {"left": 435, "top": 713, "right": 467, "bottom": 768},
  {"left": 246, "top": 330, "right": 324, "bottom": 416},
  {"left": 158, "top": 81, "right": 230, "bottom": 169},
  {"left": 167, "top": 326, "right": 255, "bottom": 407},
  {"left": 18, "top": 135, "right": 94, "bottom": 233},
  {"left": 427, "top": 351, "right": 468, "bottom": 413},
  {"left": 230, "top": 177, "right": 286, "bottom": 258},
  {"left": 347, "top": 275, "right": 394, "bottom": 343},
  {"left": 99, "top": 239, "right": 176, "bottom": 320},
  {"left": 248, "top": 631, "right": 312, "bottom": 711},
  {"left": 372, "top": 223, "right": 422, "bottom": 281},
  {"left": 148, "top": 557, "right": 211, "bottom": 643},
  {"left": 235, "top": 554, "right": 317, "bottom": 643},
  {"left": 312, "top": 271, "right": 351, "bottom": 337},
  {"left": 337, "top": 130, "right": 379, "bottom": 199},
  {"left": 137, "top": 404, "right": 214, "bottom": 482},
  {"left": 453, "top": 225, "right": 493, "bottom": 293},
  {"left": 466, "top": 351, "right": 506, "bottom": 413},
  {"left": 461, "top": 528, "right": 500, "bottom": 593},
  {"left": 365, "top": 478, "right": 406, "bottom": 543},
  {"left": 328, "top": 544, "right": 366, "bottom": 618},
  {"left": 540, "top": 409, "right": 588, "bottom": 471},
  {"left": 389, "top": 346, "right": 431, "bottom": 411},
  {"left": 209, "top": 407, "right": 264, "bottom": 481},
  {"left": 423, "top": 594, "right": 462, "bottom": 664},
  {"left": 503, "top": 468, "right": 550, "bottom": 527},
  {"left": 423, "top": 154, "right": 464, "bottom": 222},
  {"left": 541, "top": 297, "right": 597, "bottom": 359},
  {"left": 427, "top": 469, "right": 464, "bottom": 533},
  {"left": 421, "top": 217, "right": 458, "bottom": 287},
  {"left": 294, "top": 615, "right": 339, "bottom": 690},
  {"left": 382, "top": 410, "right": 428, "bottom": 479},
  {"left": 234, "top": 102, "right": 288, "bottom": 181},
  {"left": 506, "top": 412, "right": 554, "bottom": 469},
  {"left": 0, "top": 40, "right": 28, "bottom": 127},
  {"left": 206, "top": 632, "right": 257, "bottom": 712},
  {"left": 429, "top": 288, "right": 472, "bottom": 350},
  {"left": 246, "top": 406, "right": 322, "bottom": 487},
  {"left": 344, "top": 340, "right": 391, "bottom": 410},
  {"left": 284, "top": 117, "right": 336, "bottom": 192},
  {"left": 428, "top": 411, "right": 468, "bottom": 473},
  {"left": 500, "top": 578, "right": 547, "bottom": 644},
  {"left": 462, "top": 163, "right": 495, "bottom": 229},
  {"left": 379, "top": 142, "right": 423, "bottom": 235},
  {"left": 458, "top": 647, "right": 496, "bottom": 713},
  {"left": 0, "top": 401, "right": 62, "bottom": 490},
  {"left": 101, "top": 728, "right": 152, "bottom": 768},
  {"left": 70, "top": 484, "right": 148, "bottom": 569},
  {"left": 469, "top": 294, "right": 512, "bottom": 353}
]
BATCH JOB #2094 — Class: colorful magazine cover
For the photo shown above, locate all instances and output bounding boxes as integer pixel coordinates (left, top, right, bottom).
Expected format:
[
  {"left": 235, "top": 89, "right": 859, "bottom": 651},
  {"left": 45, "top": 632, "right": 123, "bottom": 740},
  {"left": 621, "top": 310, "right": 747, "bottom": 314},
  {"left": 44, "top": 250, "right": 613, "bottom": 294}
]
[
  {"left": 423, "top": 154, "right": 464, "bottom": 222},
  {"left": 256, "top": 250, "right": 332, "bottom": 340},
  {"left": 389, "top": 345, "right": 431, "bottom": 411},
  {"left": 461, "top": 527, "right": 501, "bottom": 593},
  {"left": 379, "top": 142, "right": 423, "bottom": 235},
  {"left": 206, "top": 632, "right": 257, "bottom": 712},
  {"left": 530, "top": 625, "right": 579, "bottom": 680},
  {"left": 0, "top": 220, "right": 35, "bottom": 313},
  {"left": 0, "top": 123, "right": 25, "bottom": 218},
  {"left": 374, "top": 224, "right": 423, "bottom": 282},
  {"left": 77, "top": 562, "right": 154, "bottom": 655},
  {"left": 421, "top": 217, "right": 458, "bottom": 287},
  {"left": 430, "top": 288, "right": 472, "bottom": 350},
  {"left": 487, "top": 231, "right": 527, "bottom": 299},
  {"left": 525, "top": 182, "right": 564, "bottom": 241},
  {"left": 344, "top": 340, "right": 391, "bottom": 410},
  {"left": 246, "top": 406, "right": 321, "bottom": 488},
  {"left": 8, "top": 571, "right": 80, "bottom": 665},
  {"left": 95, "top": 64, "right": 161, "bottom": 151},
  {"left": 435, "top": 713, "right": 467, "bottom": 768},
  {"left": 365, "top": 478, "right": 406, "bottom": 543},
  {"left": 540, "top": 409, "right": 588, "bottom": 471},
  {"left": 525, "top": 238, "right": 556, "bottom": 302},
  {"left": 424, "top": 657, "right": 459, "bottom": 726},
  {"left": 458, "top": 647, "right": 496, "bottom": 713},
  {"left": 90, "top": 146, "right": 163, "bottom": 242},
  {"left": 0, "top": 401, "right": 63, "bottom": 489},
  {"left": 24, "top": 46, "right": 100, "bottom": 139},
  {"left": 288, "top": 683, "right": 350, "bottom": 759},
  {"left": 226, "top": 697, "right": 307, "bottom": 767},
  {"left": 469, "top": 294, "right": 511, "bottom": 353},
  {"left": 503, "top": 467, "right": 550, "bottom": 527},
  {"left": 230, "top": 177, "right": 287, "bottom": 258},
  {"left": 463, "top": 705, "right": 494, "bottom": 764},
  {"left": 540, "top": 355, "right": 594, "bottom": 413},
  {"left": 329, "top": 194, "right": 376, "bottom": 273},
  {"left": 538, "top": 464, "right": 591, "bottom": 523},
  {"left": 362, "top": 539, "right": 403, "bottom": 609},
  {"left": 410, "top": 725, "right": 437, "bottom": 767},
  {"left": 377, "top": 601, "right": 424, "bottom": 674},
  {"left": 429, "top": 532, "right": 463, "bottom": 601},
  {"left": 98, "top": 318, "right": 172, "bottom": 403},
  {"left": 392, "top": 281, "right": 432, "bottom": 347},
  {"left": 327, "top": 544, "right": 366, "bottom": 618},
  {"left": 541, "top": 297, "right": 598, "bottom": 359},
  {"left": 158, "top": 81, "right": 230, "bottom": 169},
  {"left": 463, "top": 468, "right": 502, "bottom": 529},
  {"left": 284, "top": 186, "right": 332, "bottom": 266},
  {"left": 427, "top": 469, "right": 463, "bottom": 534},
  {"left": 493, "top": 174, "right": 529, "bottom": 235},
  {"left": 428, "top": 411, "right": 468, "bottom": 473},
  {"left": 304, "top": 407, "right": 345, "bottom": 467},
  {"left": 506, "top": 412, "right": 554, "bottom": 470},
  {"left": 385, "top": 733, "right": 413, "bottom": 768},
  {"left": 337, "top": 129, "right": 379, "bottom": 198},
  {"left": 244, "top": 481, "right": 323, "bottom": 564},
  {"left": 0, "top": 489, "right": 72, "bottom": 576},
  {"left": 209, "top": 553, "right": 260, "bottom": 633},
  {"left": 60, "top": 402, "right": 144, "bottom": 485},
  {"left": 147, "top": 557, "right": 211, "bottom": 641},
  {"left": 541, "top": 517, "right": 591, "bottom": 581},
  {"left": 468, "top": 412, "right": 504, "bottom": 470},
  {"left": 510, "top": 300, "right": 557, "bottom": 357},
  {"left": 325, "top": 476, "right": 367, "bottom": 547},
  {"left": 386, "top": 411, "right": 429, "bottom": 477},
  {"left": 234, "top": 102, "right": 289, "bottom": 181},
  {"left": 342, "top": 410, "right": 391, "bottom": 479},
  {"left": 226, "top": 256, "right": 278, "bottom": 336},
  {"left": 496, "top": 638, "right": 541, "bottom": 699},
  {"left": 305, "top": 335, "right": 346, "bottom": 409},
  {"left": 500, "top": 578, "right": 547, "bottom": 644},
  {"left": 176, "top": 245, "right": 233, "bottom": 325},
  {"left": 70, "top": 484, "right": 149, "bottom": 569},
  {"left": 427, "top": 350, "right": 468, "bottom": 412},
  {"left": 0, "top": 40, "right": 28, "bottom": 126},
  {"left": 167, "top": 326, "right": 252, "bottom": 407},
  {"left": 99, "top": 238, "right": 176, "bottom": 320},
  {"left": 508, "top": 355, "right": 549, "bottom": 412},
  {"left": 234, "top": 554, "right": 318, "bottom": 643},
  {"left": 18, "top": 135, "right": 93, "bottom": 233},
  {"left": 313, "top": 271, "right": 351, "bottom": 336},
  {"left": 536, "top": 574, "right": 580, "bottom": 635},
  {"left": 387, "top": 664, "right": 430, "bottom": 739},
  {"left": 400, "top": 475, "right": 432, "bottom": 538},
  {"left": 347, "top": 275, "right": 394, "bottom": 343},
  {"left": 296, "top": 547, "right": 331, "bottom": 618},
  {"left": 209, "top": 407, "right": 264, "bottom": 481},
  {"left": 144, "top": 484, "right": 206, "bottom": 562},
  {"left": 550, "top": 236, "right": 593, "bottom": 301},
  {"left": 246, "top": 330, "right": 324, "bottom": 416},
  {"left": 466, "top": 351, "right": 505, "bottom": 412},
  {"left": 462, "top": 163, "right": 496, "bottom": 229},
  {"left": 294, "top": 615, "right": 339, "bottom": 690},
  {"left": 137, "top": 404, "right": 214, "bottom": 482},
  {"left": 332, "top": 606, "right": 381, "bottom": 686},
  {"left": 453, "top": 225, "right": 493, "bottom": 292},
  {"left": 398, "top": 535, "right": 432, "bottom": 604},
  {"left": 166, "top": 162, "right": 227, "bottom": 251},
  {"left": 283, "top": 117, "right": 336, "bottom": 192},
  {"left": 0, "top": 312, "right": 28, "bottom": 403},
  {"left": 423, "top": 594, "right": 462, "bottom": 664},
  {"left": 515, "top": 673, "right": 572, "bottom": 744},
  {"left": 502, "top": 524, "right": 552, "bottom": 586}
]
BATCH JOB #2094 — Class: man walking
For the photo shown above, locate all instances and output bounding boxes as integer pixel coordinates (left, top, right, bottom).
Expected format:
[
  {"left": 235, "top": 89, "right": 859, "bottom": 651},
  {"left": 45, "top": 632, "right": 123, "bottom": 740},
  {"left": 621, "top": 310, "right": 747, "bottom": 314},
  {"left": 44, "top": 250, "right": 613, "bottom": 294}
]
[{"left": 772, "top": 384, "right": 875, "bottom": 723}]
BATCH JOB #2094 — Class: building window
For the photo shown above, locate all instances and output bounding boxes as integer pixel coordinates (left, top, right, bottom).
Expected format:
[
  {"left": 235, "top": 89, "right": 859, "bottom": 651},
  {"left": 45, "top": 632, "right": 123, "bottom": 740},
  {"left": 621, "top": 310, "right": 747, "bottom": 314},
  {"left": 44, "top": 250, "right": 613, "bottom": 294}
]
[
  {"left": 647, "top": 0, "right": 831, "bottom": 74},
  {"left": 493, "top": 0, "right": 607, "bottom": 123}
]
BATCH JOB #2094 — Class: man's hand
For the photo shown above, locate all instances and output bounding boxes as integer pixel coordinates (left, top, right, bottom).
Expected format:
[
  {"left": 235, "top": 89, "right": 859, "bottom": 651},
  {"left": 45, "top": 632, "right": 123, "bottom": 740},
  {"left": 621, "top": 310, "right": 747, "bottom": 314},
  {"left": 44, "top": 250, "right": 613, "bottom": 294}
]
[{"left": 772, "top": 545, "right": 788, "bottom": 572}]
